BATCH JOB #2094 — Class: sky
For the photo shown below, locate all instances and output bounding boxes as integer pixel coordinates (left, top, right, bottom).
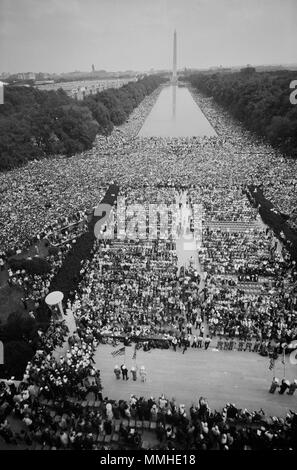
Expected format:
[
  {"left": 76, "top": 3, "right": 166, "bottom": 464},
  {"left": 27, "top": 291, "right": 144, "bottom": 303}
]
[{"left": 0, "top": 0, "right": 296, "bottom": 73}]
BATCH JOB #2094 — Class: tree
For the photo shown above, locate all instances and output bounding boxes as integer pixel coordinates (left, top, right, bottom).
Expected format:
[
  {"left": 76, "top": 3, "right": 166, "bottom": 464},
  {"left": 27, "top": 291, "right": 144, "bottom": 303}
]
[
  {"left": 8, "top": 257, "right": 51, "bottom": 275},
  {"left": 0, "top": 74, "right": 166, "bottom": 171},
  {"left": 52, "top": 104, "right": 99, "bottom": 156},
  {"left": 187, "top": 70, "right": 297, "bottom": 158},
  {"left": 84, "top": 98, "right": 113, "bottom": 135},
  {"left": 1, "top": 340, "right": 35, "bottom": 379}
]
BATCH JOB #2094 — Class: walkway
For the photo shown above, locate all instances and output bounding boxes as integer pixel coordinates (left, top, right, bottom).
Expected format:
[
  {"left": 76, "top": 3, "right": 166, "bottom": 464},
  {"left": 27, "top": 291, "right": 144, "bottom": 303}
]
[
  {"left": 175, "top": 191, "right": 200, "bottom": 273},
  {"left": 96, "top": 343, "right": 297, "bottom": 417},
  {"left": 174, "top": 190, "right": 208, "bottom": 336},
  {"left": 52, "top": 309, "right": 77, "bottom": 362}
]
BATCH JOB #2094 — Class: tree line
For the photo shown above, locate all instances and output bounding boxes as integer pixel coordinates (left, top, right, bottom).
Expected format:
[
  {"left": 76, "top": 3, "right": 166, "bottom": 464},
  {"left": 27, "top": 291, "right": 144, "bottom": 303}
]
[
  {"left": 187, "top": 70, "right": 297, "bottom": 157},
  {"left": 0, "top": 75, "right": 166, "bottom": 171},
  {"left": 0, "top": 310, "right": 38, "bottom": 379}
]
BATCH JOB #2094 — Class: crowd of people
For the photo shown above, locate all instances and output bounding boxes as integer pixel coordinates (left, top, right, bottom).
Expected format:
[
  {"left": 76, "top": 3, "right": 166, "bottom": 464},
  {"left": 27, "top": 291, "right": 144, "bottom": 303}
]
[
  {"left": 71, "top": 226, "right": 203, "bottom": 343},
  {"left": 1, "top": 82, "right": 297, "bottom": 450},
  {"left": 2, "top": 85, "right": 297, "bottom": 257},
  {"left": 1, "top": 386, "right": 296, "bottom": 450}
]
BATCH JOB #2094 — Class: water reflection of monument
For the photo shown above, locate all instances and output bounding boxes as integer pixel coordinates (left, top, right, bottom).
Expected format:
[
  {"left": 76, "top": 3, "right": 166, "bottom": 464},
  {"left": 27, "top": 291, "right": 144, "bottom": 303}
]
[
  {"left": 172, "top": 83, "right": 176, "bottom": 119},
  {"left": 172, "top": 29, "right": 177, "bottom": 119}
]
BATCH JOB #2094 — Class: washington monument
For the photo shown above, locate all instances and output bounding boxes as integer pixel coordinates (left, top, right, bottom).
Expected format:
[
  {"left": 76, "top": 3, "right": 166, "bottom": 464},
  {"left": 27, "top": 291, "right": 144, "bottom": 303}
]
[{"left": 172, "top": 29, "right": 177, "bottom": 84}]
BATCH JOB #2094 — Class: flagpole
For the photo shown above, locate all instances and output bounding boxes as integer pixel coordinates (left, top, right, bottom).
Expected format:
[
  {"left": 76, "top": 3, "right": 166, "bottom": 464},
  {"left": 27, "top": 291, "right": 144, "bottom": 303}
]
[{"left": 273, "top": 357, "right": 276, "bottom": 378}]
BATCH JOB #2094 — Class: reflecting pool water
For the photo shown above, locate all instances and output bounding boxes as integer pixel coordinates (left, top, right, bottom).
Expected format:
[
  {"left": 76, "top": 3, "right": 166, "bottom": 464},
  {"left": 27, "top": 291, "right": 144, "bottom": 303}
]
[{"left": 138, "top": 85, "right": 217, "bottom": 137}]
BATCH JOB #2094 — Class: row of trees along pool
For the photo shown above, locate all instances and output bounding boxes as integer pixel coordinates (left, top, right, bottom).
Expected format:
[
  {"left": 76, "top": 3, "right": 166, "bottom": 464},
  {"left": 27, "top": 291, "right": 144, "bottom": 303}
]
[
  {"left": 0, "top": 74, "right": 166, "bottom": 171},
  {"left": 187, "top": 70, "right": 297, "bottom": 158}
]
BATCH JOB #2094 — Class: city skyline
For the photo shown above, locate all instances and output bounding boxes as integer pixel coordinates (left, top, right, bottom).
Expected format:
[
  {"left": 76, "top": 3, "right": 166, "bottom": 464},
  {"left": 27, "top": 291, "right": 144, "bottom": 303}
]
[{"left": 0, "top": 0, "right": 297, "bottom": 74}]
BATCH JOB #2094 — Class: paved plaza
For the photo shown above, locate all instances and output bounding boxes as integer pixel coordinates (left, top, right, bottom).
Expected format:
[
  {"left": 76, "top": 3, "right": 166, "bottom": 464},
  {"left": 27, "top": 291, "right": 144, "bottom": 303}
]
[{"left": 95, "top": 343, "right": 297, "bottom": 417}]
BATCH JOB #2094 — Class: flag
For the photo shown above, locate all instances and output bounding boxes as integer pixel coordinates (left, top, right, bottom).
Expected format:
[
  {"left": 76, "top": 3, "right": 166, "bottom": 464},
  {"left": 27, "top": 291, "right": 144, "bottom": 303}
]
[
  {"left": 269, "top": 357, "right": 275, "bottom": 370},
  {"left": 132, "top": 345, "right": 137, "bottom": 360},
  {"left": 111, "top": 346, "right": 125, "bottom": 357}
]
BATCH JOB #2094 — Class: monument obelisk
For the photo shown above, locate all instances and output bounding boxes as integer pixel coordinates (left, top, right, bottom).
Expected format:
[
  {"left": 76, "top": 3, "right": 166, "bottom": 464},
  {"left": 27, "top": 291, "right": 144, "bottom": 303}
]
[{"left": 172, "top": 29, "right": 177, "bottom": 84}]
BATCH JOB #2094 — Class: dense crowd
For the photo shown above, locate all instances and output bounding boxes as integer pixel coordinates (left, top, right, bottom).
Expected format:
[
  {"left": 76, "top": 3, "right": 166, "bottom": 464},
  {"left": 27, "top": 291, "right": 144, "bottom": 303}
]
[
  {"left": 201, "top": 225, "right": 297, "bottom": 343},
  {"left": 1, "top": 82, "right": 297, "bottom": 451},
  {"left": 2, "top": 85, "right": 297, "bottom": 255},
  {"left": 1, "top": 386, "right": 296, "bottom": 450},
  {"left": 72, "top": 236, "right": 202, "bottom": 342}
]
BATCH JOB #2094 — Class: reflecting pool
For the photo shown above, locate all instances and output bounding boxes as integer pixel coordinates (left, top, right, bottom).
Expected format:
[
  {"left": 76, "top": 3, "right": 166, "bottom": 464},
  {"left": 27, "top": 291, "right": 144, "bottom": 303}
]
[{"left": 138, "top": 85, "right": 217, "bottom": 137}]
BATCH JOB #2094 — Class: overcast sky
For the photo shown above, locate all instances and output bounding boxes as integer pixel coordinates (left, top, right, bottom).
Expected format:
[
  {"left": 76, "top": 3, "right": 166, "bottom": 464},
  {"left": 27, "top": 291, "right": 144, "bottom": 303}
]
[{"left": 0, "top": 0, "right": 296, "bottom": 73}]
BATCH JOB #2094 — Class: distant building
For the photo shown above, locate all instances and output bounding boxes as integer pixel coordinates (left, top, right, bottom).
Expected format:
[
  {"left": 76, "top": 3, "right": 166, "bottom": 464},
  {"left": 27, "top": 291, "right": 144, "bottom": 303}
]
[
  {"left": 35, "top": 77, "right": 137, "bottom": 99},
  {"left": 26, "top": 72, "right": 36, "bottom": 80},
  {"left": 15, "top": 72, "right": 36, "bottom": 80},
  {"left": 240, "top": 65, "right": 256, "bottom": 74},
  {"left": 35, "top": 80, "right": 55, "bottom": 85},
  {"left": 208, "top": 66, "right": 232, "bottom": 73},
  {"left": 35, "top": 72, "right": 53, "bottom": 81},
  {"left": 255, "top": 64, "right": 285, "bottom": 72}
]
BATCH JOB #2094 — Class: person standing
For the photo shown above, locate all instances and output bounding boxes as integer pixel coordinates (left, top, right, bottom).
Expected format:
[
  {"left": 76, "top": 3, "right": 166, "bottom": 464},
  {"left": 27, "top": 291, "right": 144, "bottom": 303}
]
[
  {"left": 131, "top": 366, "right": 137, "bottom": 381},
  {"left": 172, "top": 336, "right": 178, "bottom": 352},
  {"left": 140, "top": 366, "right": 147, "bottom": 382},
  {"left": 186, "top": 321, "right": 192, "bottom": 334},
  {"left": 204, "top": 336, "right": 211, "bottom": 350},
  {"left": 121, "top": 364, "right": 129, "bottom": 380},
  {"left": 279, "top": 379, "right": 290, "bottom": 394},
  {"left": 197, "top": 334, "right": 203, "bottom": 348},
  {"left": 114, "top": 365, "right": 121, "bottom": 380},
  {"left": 269, "top": 377, "right": 280, "bottom": 394},
  {"left": 195, "top": 313, "right": 202, "bottom": 330},
  {"left": 287, "top": 379, "right": 297, "bottom": 395}
]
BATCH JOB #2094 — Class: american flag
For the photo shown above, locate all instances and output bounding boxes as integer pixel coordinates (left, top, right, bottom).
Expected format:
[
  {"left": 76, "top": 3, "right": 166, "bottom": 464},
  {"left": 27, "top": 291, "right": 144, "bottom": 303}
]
[{"left": 111, "top": 346, "right": 125, "bottom": 357}]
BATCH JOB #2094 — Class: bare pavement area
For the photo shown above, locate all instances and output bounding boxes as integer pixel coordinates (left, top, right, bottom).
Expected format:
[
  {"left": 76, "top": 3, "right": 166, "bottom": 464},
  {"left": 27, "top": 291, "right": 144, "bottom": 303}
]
[{"left": 96, "top": 343, "right": 297, "bottom": 417}]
